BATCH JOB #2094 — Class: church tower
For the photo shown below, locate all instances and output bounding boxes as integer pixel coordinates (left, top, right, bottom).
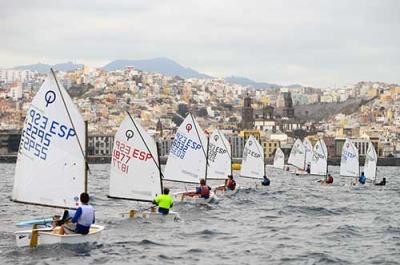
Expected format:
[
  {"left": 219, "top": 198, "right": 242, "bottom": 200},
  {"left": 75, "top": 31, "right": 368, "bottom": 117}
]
[
  {"left": 283, "top": 92, "right": 295, "bottom": 118},
  {"left": 241, "top": 95, "right": 254, "bottom": 129}
]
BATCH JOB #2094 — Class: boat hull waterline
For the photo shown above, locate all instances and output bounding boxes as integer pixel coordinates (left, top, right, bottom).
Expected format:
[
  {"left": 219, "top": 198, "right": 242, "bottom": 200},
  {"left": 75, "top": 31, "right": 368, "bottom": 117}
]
[{"left": 15, "top": 224, "right": 105, "bottom": 248}]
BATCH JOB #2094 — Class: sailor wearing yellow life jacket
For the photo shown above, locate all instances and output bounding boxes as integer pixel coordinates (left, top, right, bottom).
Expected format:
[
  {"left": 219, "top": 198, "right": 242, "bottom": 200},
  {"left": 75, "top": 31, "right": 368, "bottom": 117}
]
[{"left": 153, "top": 188, "right": 174, "bottom": 215}]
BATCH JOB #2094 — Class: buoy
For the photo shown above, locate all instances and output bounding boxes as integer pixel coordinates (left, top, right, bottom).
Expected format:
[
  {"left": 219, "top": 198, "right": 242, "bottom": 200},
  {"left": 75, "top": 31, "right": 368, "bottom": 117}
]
[{"left": 232, "top": 163, "right": 241, "bottom": 170}]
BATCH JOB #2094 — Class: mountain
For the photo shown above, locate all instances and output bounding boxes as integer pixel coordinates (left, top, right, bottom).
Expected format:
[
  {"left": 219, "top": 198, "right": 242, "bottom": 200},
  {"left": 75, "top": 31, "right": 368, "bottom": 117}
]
[
  {"left": 102, "top": 57, "right": 211, "bottom": 79},
  {"left": 224, "top": 76, "right": 303, "bottom": 89},
  {"left": 13, "top": 62, "right": 83, "bottom": 73},
  {"left": 224, "top": 76, "right": 280, "bottom": 89}
]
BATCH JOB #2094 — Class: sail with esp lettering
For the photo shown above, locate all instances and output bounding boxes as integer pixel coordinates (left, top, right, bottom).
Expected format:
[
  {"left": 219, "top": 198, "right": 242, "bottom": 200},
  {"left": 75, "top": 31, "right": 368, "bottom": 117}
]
[
  {"left": 310, "top": 139, "right": 328, "bottom": 176},
  {"left": 164, "top": 114, "right": 208, "bottom": 183},
  {"left": 12, "top": 71, "right": 86, "bottom": 209},
  {"left": 288, "top": 139, "right": 305, "bottom": 170},
  {"left": 340, "top": 138, "right": 359, "bottom": 177},
  {"left": 240, "top": 135, "right": 264, "bottom": 179},
  {"left": 109, "top": 115, "right": 161, "bottom": 201},
  {"left": 207, "top": 129, "right": 231, "bottom": 180}
]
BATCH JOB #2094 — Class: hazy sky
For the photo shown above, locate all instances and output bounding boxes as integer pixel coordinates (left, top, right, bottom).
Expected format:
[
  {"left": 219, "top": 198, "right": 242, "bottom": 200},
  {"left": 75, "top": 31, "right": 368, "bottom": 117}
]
[{"left": 0, "top": 0, "right": 399, "bottom": 87}]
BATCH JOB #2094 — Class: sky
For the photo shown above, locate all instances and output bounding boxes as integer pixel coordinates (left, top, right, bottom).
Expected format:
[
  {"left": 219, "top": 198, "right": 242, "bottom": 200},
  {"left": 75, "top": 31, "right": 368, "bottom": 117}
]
[{"left": 0, "top": 0, "right": 399, "bottom": 87}]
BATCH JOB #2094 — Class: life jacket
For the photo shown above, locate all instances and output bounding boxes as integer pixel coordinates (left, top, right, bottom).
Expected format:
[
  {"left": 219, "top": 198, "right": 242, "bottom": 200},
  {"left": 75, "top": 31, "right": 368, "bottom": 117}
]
[
  {"left": 227, "top": 179, "right": 236, "bottom": 190},
  {"left": 359, "top": 175, "right": 366, "bottom": 184},
  {"left": 200, "top": 185, "right": 210, "bottom": 197},
  {"left": 155, "top": 194, "right": 174, "bottom": 209},
  {"left": 326, "top": 176, "right": 333, "bottom": 184},
  {"left": 77, "top": 205, "right": 95, "bottom": 227},
  {"left": 262, "top": 177, "right": 270, "bottom": 186}
]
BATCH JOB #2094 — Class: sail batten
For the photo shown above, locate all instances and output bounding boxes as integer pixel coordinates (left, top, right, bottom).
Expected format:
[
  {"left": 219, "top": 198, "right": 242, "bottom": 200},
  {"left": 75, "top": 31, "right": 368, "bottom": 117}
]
[
  {"left": 164, "top": 114, "right": 208, "bottom": 183},
  {"left": 240, "top": 135, "right": 264, "bottom": 179},
  {"left": 340, "top": 138, "right": 359, "bottom": 177},
  {"left": 12, "top": 72, "right": 86, "bottom": 209},
  {"left": 109, "top": 116, "right": 161, "bottom": 201}
]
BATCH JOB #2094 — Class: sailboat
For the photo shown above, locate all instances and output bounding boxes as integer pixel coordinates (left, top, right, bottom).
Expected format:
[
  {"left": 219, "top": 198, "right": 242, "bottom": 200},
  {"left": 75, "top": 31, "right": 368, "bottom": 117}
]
[
  {"left": 364, "top": 141, "right": 377, "bottom": 183},
  {"left": 272, "top": 147, "right": 285, "bottom": 170},
  {"left": 310, "top": 138, "right": 328, "bottom": 178},
  {"left": 303, "top": 138, "right": 313, "bottom": 171},
  {"left": 287, "top": 138, "right": 307, "bottom": 175},
  {"left": 207, "top": 129, "right": 238, "bottom": 196},
  {"left": 240, "top": 135, "right": 265, "bottom": 185},
  {"left": 163, "top": 113, "right": 214, "bottom": 203},
  {"left": 12, "top": 69, "right": 104, "bottom": 247},
  {"left": 108, "top": 112, "right": 179, "bottom": 220},
  {"left": 340, "top": 138, "right": 360, "bottom": 185}
]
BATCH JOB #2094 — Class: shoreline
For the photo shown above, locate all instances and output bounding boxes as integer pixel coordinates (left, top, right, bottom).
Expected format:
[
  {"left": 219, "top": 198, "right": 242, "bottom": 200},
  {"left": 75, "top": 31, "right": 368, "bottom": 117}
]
[{"left": 2, "top": 155, "right": 400, "bottom": 166}]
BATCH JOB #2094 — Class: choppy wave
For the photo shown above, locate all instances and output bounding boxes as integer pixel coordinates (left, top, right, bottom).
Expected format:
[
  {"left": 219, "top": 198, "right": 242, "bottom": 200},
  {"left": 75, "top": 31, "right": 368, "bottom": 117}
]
[{"left": 1, "top": 164, "right": 399, "bottom": 264}]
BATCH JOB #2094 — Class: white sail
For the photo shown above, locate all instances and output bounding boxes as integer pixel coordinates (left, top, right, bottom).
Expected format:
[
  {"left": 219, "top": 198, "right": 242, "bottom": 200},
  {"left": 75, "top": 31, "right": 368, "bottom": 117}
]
[
  {"left": 310, "top": 139, "right": 328, "bottom": 176},
  {"left": 273, "top": 147, "right": 285, "bottom": 169},
  {"left": 340, "top": 138, "right": 359, "bottom": 177},
  {"left": 207, "top": 129, "right": 231, "bottom": 180},
  {"left": 288, "top": 139, "right": 305, "bottom": 170},
  {"left": 109, "top": 115, "right": 161, "bottom": 201},
  {"left": 364, "top": 141, "right": 377, "bottom": 182},
  {"left": 164, "top": 114, "right": 208, "bottom": 183},
  {"left": 12, "top": 72, "right": 86, "bottom": 209},
  {"left": 240, "top": 135, "right": 264, "bottom": 179},
  {"left": 303, "top": 138, "right": 313, "bottom": 170}
]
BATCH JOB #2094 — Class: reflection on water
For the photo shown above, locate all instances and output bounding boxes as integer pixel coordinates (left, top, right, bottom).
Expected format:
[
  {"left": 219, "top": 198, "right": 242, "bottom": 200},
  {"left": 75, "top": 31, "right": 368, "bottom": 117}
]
[{"left": 1, "top": 164, "right": 399, "bottom": 264}]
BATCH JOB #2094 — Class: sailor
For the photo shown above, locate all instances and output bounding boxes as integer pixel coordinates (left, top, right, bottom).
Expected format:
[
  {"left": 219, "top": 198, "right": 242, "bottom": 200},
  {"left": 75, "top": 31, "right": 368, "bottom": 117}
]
[
  {"left": 153, "top": 188, "right": 174, "bottom": 215},
  {"left": 226, "top": 175, "right": 236, "bottom": 191},
  {"left": 306, "top": 164, "right": 311, "bottom": 174},
  {"left": 196, "top": 178, "right": 212, "bottom": 199},
  {"left": 261, "top": 175, "right": 271, "bottom": 186},
  {"left": 359, "top": 172, "right": 367, "bottom": 185},
  {"left": 61, "top": 192, "right": 95, "bottom": 235},
  {"left": 375, "top": 177, "right": 386, "bottom": 186},
  {"left": 319, "top": 173, "right": 334, "bottom": 185},
  {"left": 325, "top": 173, "right": 334, "bottom": 184}
]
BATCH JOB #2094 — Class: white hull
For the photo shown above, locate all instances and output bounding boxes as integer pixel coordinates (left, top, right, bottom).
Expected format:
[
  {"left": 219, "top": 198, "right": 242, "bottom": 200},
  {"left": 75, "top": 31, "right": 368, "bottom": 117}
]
[
  {"left": 214, "top": 186, "right": 240, "bottom": 196},
  {"left": 15, "top": 224, "right": 104, "bottom": 248},
  {"left": 291, "top": 169, "right": 308, "bottom": 176},
  {"left": 173, "top": 192, "right": 216, "bottom": 204},
  {"left": 122, "top": 210, "right": 181, "bottom": 221},
  {"left": 255, "top": 183, "right": 270, "bottom": 189}
]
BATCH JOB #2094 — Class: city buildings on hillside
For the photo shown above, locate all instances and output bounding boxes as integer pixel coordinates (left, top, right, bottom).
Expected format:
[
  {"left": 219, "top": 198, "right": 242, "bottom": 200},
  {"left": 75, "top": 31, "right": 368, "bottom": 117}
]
[{"left": 0, "top": 67, "right": 399, "bottom": 159}]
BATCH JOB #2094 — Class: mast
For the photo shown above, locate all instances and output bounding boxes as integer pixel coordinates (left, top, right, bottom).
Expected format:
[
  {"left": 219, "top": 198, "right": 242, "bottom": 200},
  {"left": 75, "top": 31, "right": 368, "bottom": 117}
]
[
  {"left": 230, "top": 141, "right": 233, "bottom": 176},
  {"left": 322, "top": 140, "right": 328, "bottom": 181},
  {"left": 190, "top": 113, "right": 208, "bottom": 166},
  {"left": 204, "top": 136, "right": 210, "bottom": 181},
  {"left": 263, "top": 155, "right": 266, "bottom": 177},
  {"left": 156, "top": 142, "right": 163, "bottom": 193},
  {"left": 51, "top": 68, "right": 89, "bottom": 172},
  {"left": 84, "top": 120, "right": 88, "bottom": 193},
  {"left": 126, "top": 111, "right": 164, "bottom": 178},
  {"left": 303, "top": 139, "right": 306, "bottom": 171}
]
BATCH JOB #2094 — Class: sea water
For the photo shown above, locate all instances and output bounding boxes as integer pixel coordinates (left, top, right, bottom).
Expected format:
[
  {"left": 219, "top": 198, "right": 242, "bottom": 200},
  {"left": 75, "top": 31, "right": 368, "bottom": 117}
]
[{"left": 0, "top": 164, "right": 399, "bottom": 264}]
